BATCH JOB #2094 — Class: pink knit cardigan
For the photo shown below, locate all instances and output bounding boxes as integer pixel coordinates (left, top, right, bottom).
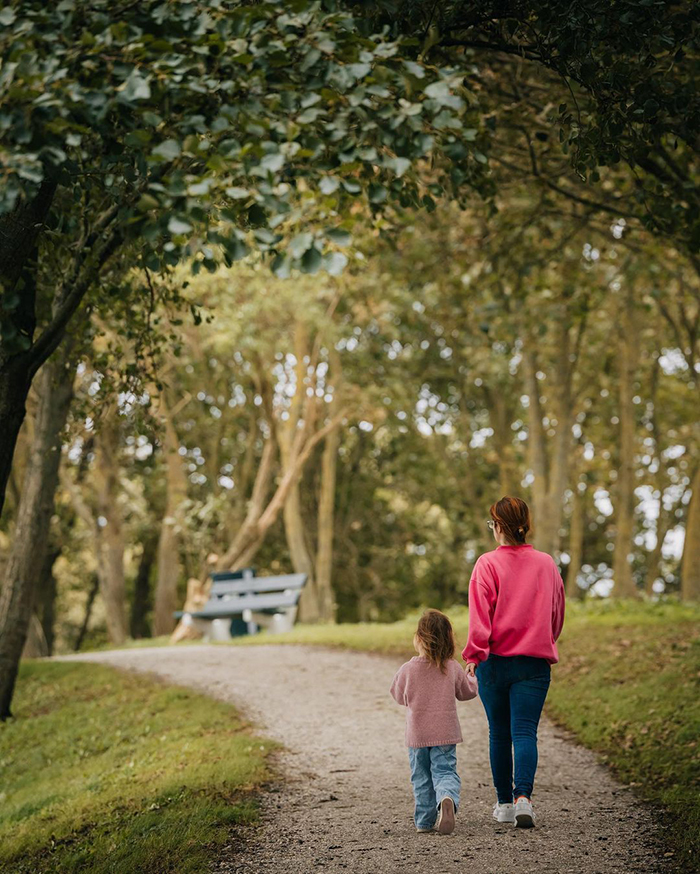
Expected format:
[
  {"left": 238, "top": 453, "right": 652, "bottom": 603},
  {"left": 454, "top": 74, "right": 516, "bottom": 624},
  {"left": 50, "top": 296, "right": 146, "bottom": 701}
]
[{"left": 390, "top": 657, "right": 478, "bottom": 748}]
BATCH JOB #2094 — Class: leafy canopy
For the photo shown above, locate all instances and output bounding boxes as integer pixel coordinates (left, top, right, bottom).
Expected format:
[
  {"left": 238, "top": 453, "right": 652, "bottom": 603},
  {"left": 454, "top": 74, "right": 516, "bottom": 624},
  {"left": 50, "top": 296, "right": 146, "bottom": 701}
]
[{"left": 0, "top": 0, "right": 488, "bottom": 284}]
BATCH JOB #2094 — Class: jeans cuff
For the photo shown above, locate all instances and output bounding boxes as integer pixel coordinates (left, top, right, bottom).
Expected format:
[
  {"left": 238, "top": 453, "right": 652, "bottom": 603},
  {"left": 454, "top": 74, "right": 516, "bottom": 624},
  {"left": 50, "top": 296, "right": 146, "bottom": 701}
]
[{"left": 438, "top": 795, "right": 459, "bottom": 815}]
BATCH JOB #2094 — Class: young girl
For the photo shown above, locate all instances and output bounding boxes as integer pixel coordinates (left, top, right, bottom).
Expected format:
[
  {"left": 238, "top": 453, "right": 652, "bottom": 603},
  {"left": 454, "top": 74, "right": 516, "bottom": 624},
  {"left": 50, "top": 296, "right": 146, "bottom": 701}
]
[{"left": 390, "top": 609, "right": 478, "bottom": 835}]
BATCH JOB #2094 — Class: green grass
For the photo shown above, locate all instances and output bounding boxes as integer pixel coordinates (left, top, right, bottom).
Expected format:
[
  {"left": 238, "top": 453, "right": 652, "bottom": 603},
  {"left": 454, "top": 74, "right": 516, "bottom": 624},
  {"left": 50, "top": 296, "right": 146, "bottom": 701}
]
[
  {"left": 225, "top": 599, "right": 700, "bottom": 869},
  {"left": 0, "top": 661, "right": 272, "bottom": 873}
]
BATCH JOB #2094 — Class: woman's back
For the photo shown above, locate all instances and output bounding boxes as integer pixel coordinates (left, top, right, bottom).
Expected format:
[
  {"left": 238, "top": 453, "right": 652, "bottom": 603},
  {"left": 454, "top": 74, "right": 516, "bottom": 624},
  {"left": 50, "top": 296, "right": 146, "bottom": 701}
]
[{"left": 463, "top": 544, "right": 565, "bottom": 665}]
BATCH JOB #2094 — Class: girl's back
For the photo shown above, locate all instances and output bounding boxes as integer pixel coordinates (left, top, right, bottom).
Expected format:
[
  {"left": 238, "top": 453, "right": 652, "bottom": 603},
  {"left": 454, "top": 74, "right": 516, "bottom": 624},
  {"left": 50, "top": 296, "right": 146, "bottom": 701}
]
[{"left": 391, "top": 656, "right": 477, "bottom": 748}]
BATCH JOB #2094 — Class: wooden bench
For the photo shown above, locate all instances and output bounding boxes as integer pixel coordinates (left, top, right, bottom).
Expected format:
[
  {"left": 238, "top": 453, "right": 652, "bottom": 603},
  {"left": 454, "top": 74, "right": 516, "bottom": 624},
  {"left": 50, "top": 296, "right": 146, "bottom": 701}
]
[{"left": 174, "top": 571, "right": 306, "bottom": 639}]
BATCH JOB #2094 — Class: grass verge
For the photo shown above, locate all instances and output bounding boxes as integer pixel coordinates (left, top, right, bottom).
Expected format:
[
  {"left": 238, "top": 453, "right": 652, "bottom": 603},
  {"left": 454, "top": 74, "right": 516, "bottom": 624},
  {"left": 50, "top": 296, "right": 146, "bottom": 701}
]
[
  {"left": 226, "top": 598, "right": 699, "bottom": 869},
  {"left": 0, "top": 661, "right": 272, "bottom": 873}
]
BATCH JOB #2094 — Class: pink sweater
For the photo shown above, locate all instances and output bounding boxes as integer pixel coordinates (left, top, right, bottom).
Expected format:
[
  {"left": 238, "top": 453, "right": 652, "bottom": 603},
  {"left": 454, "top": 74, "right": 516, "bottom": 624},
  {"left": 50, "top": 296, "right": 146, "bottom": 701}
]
[
  {"left": 462, "top": 544, "right": 565, "bottom": 666},
  {"left": 390, "top": 657, "right": 478, "bottom": 748}
]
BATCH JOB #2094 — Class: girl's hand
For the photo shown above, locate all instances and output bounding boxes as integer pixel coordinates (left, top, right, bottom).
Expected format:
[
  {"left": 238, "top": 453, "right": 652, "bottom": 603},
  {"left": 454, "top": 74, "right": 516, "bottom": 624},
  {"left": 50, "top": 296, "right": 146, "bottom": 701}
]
[{"left": 465, "top": 662, "right": 477, "bottom": 677}]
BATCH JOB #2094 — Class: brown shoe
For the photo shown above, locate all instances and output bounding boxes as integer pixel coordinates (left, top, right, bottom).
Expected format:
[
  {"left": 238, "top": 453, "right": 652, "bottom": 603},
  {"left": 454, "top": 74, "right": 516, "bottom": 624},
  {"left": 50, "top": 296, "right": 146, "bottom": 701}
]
[{"left": 436, "top": 797, "right": 455, "bottom": 835}]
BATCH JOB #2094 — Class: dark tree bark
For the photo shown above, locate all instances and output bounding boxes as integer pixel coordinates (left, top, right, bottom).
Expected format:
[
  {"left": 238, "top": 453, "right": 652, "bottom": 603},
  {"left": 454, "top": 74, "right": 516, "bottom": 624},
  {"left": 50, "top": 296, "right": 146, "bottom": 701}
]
[
  {"left": 681, "top": 464, "right": 700, "bottom": 601},
  {"left": 0, "top": 344, "right": 74, "bottom": 719},
  {"left": 27, "top": 544, "right": 61, "bottom": 657},
  {"left": 74, "top": 574, "right": 99, "bottom": 652},
  {"left": 612, "top": 291, "right": 640, "bottom": 598},
  {"left": 0, "top": 179, "right": 57, "bottom": 297},
  {"left": 130, "top": 532, "right": 158, "bottom": 639},
  {"left": 0, "top": 358, "right": 34, "bottom": 522},
  {"left": 0, "top": 181, "right": 58, "bottom": 520},
  {"left": 0, "top": 184, "right": 122, "bottom": 521}
]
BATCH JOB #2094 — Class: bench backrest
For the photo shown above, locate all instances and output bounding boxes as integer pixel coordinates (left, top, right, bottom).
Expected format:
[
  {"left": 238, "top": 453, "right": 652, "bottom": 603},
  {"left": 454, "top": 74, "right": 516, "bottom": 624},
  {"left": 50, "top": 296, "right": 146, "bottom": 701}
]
[
  {"left": 210, "top": 572, "right": 307, "bottom": 598},
  {"left": 210, "top": 568, "right": 255, "bottom": 582},
  {"left": 197, "top": 589, "right": 302, "bottom": 617}
]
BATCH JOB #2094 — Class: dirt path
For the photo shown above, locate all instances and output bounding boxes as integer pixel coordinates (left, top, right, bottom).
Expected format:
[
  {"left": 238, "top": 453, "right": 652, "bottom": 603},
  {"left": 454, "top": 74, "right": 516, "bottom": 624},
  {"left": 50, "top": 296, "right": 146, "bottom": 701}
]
[{"left": 68, "top": 645, "right": 665, "bottom": 874}]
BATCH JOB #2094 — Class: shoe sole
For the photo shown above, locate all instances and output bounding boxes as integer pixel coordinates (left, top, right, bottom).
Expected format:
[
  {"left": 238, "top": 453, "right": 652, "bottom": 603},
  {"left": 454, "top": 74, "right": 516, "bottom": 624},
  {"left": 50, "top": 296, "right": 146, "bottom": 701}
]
[
  {"left": 437, "top": 798, "right": 455, "bottom": 835},
  {"left": 494, "top": 814, "right": 516, "bottom": 824},
  {"left": 515, "top": 811, "right": 535, "bottom": 828}
]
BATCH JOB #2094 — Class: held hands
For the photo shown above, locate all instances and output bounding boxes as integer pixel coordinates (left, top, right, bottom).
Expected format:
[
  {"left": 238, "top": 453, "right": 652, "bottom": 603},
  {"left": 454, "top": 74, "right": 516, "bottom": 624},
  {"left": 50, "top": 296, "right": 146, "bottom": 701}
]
[{"left": 465, "top": 662, "right": 477, "bottom": 677}]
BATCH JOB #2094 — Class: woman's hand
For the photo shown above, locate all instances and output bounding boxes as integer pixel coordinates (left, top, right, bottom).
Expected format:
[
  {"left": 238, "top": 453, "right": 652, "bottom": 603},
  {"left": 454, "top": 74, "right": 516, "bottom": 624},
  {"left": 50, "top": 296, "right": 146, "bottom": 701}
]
[{"left": 465, "top": 662, "right": 477, "bottom": 677}]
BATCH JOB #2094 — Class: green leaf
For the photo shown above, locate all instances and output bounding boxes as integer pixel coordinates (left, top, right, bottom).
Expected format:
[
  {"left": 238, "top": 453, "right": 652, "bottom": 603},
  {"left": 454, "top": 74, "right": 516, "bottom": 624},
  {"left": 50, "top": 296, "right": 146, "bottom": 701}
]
[
  {"left": 120, "top": 70, "right": 151, "bottom": 102},
  {"left": 368, "top": 183, "right": 387, "bottom": 204},
  {"left": 271, "top": 253, "right": 291, "bottom": 278},
  {"left": 347, "top": 62, "right": 371, "bottom": 80},
  {"left": 152, "top": 140, "right": 181, "bottom": 161},
  {"left": 225, "top": 238, "right": 249, "bottom": 262},
  {"left": 168, "top": 217, "right": 193, "bottom": 235},
  {"left": 289, "top": 232, "right": 313, "bottom": 259},
  {"left": 137, "top": 194, "right": 160, "bottom": 212},
  {"left": 259, "top": 153, "right": 285, "bottom": 173},
  {"left": 320, "top": 176, "right": 341, "bottom": 195},
  {"left": 300, "top": 246, "right": 323, "bottom": 273},
  {"left": 226, "top": 187, "right": 250, "bottom": 199},
  {"left": 326, "top": 228, "right": 351, "bottom": 246},
  {"left": 323, "top": 251, "right": 348, "bottom": 275},
  {"left": 387, "top": 157, "right": 411, "bottom": 177},
  {"left": 402, "top": 60, "right": 425, "bottom": 79}
]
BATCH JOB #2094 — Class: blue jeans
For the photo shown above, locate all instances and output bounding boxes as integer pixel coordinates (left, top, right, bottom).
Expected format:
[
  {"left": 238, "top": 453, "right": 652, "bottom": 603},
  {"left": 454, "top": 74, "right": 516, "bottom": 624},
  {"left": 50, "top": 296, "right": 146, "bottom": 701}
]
[
  {"left": 477, "top": 654, "right": 551, "bottom": 803},
  {"left": 407, "top": 745, "right": 461, "bottom": 830}
]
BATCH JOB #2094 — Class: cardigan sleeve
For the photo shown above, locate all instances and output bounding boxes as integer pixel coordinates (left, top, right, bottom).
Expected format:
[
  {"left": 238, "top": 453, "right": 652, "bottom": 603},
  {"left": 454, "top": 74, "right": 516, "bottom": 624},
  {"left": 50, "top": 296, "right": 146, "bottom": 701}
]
[
  {"left": 552, "top": 563, "right": 566, "bottom": 641},
  {"left": 461, "top": 556, "right": 497, "bottom": 665},
  {"left": 390, "top": 664, "right": 408, "bottom": 705},
  {"left": 454, "top": 664, "right": 478, "bottom": 701}
]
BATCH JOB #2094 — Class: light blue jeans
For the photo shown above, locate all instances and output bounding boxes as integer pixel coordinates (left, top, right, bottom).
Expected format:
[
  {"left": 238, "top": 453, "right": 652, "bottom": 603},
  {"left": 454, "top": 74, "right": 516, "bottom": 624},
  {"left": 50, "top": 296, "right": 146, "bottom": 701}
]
[{"left": 408, "top": 744, "right": 461, "bottom": 829}]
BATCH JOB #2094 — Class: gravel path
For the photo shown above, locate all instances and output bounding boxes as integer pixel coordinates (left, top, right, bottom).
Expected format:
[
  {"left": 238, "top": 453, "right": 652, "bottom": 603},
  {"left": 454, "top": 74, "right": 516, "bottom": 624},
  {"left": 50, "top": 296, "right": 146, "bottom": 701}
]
[{"left": 67, "top": 644, "right": 665, "bottom": 874}]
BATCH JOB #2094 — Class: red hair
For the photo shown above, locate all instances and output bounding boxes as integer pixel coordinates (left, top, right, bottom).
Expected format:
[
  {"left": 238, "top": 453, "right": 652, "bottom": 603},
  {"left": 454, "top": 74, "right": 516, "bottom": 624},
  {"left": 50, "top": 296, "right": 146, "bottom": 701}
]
[{"left": 490, "top": 496, "right": 531, "bottom": 545}]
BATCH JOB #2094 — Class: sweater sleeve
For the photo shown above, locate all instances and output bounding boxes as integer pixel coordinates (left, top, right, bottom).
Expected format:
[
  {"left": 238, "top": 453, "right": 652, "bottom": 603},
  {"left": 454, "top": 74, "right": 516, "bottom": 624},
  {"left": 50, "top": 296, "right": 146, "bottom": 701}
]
[
  {"left": 390, "top": 665, "right": 408, "bottom": 705},
  {"left": 552, "top": 563, "right": 566, "bottom": 641},
  {"left": 455, "top": 664, "right": 478, "bottom": 701},
  {"left": 462, "top": 556, "right": 497, "bottom": 665}
]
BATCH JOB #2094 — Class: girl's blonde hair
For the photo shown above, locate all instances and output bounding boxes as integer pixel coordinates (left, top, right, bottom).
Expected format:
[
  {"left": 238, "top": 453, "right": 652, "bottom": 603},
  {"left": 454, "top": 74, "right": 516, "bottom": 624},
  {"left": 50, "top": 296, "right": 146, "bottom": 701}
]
[{"left": 415, "top": 609, "right": 455, "bottom": 674}]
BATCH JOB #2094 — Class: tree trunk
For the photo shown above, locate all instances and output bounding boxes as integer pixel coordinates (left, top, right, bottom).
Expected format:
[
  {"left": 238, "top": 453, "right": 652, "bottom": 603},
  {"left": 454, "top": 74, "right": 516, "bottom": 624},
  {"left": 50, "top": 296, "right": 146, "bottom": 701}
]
[
  {"left": 153, "top": 393, "right": 188, "bottom": 635},
  {"left": 0, "top": 179, "right": 58, "bottom": 520},
  {"left": 315, "top": 349, "right": 342, "bottom": 624},
  {"left": 20, "top": 542, "right": 60, "bottom": 659},
  {"left": 522, "top": 337, "right": 574, "bottom": 556},
  {"left": 545, "top": 323, "right": 575, "bottom": 555},
  {"left": 681, "top": 464, "right": 700, "bottom": 601},
  {"left": 74, "top": 574, "right": 99, "bottom": 652},
  {"left": 280, "top": 321, "right": 319, "bottom": 621},
  {"left": 21, "top": 614, "right": 48, "bottom": 659},
  {"left": 566, "top": 487, "right": 585, "bottom": 599},
  {"left": 286, "top": 479, "right": 319, "bottom": 622},
  {"left": 522, "top": 349, "right": 549, "bottom": 545},
  {"left": 0, "top": 359, "right": 33, "bottom": 521},
  {"left": 216, "top": 436, "right": 277, "bottom": 571},
  {"left": 643, "top": 493, "right": 685, "bottom": 597},
  {"left": 612, "top": 293, "right": 640, "bottom": 598},
  {"left": 482, "top": 386, "right": 518, "bottom": 495},
  {"left": 315, "top": 420, "right": 340, "bottom": 623},
  {"left": 0, "top": 347, "right": 74, "bottom": 719},
  {"left": 93, "top": 417, "right": 128, "bottom": 644},
  {"left": 130, "top": 532, "right": 157, "bottom": 638}
]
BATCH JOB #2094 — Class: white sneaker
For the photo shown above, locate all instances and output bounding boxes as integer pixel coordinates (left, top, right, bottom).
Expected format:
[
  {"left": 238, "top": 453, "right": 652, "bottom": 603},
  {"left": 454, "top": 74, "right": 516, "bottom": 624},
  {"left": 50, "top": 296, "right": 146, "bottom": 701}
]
[
  {"left": 492, "top": 802, "right": 515, "bottom": 823},
  {"left": 514, "top": 795, "right": 535, "bottom": 828}
]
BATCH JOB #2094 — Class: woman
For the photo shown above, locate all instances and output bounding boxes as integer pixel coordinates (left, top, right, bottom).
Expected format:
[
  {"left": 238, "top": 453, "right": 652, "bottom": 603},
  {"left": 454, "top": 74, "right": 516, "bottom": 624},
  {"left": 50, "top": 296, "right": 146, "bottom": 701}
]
[{"left": 463, "top": 496, "right": 565, "bottom": 829}]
